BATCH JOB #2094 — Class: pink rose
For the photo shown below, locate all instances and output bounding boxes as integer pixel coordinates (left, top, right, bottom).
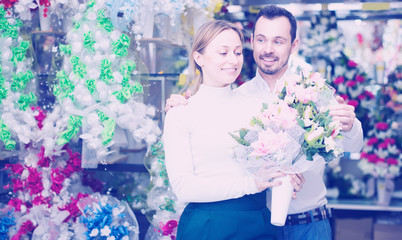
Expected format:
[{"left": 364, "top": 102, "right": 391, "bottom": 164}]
[
  {"left": 367, "top": 137, "right": 378, "bottom": 146},
  {"left": 250, "top": 129, "right": 289, "bottom": 156},
  {"left": 339, "top": 94, "right": 349, "bottom": 101},
  {"left": 355, "top": 75, "right": 365, "bottom": 83},
  {"left": 375, "top": 122, "right": 389, "bottom": 131},
  {"left": 384, "top": 138, "right": 395, "bottom": 145},
  {"left": 377, "top": 158, "right": 385, "bottom": 163},
  {"left": 367, "top": 154, "right": 378, "bottom": 163},
  {"left": 358, "top": 94, "right": 365, "bottom": 100},
  {"left": 346, "top": 80, "right": 357, "bottom": 87},
  {"left": 387, "top": 158, "right": 399, "bottom": 165},
  {"left": 360, "top": 151, "right": 368, "bottom": 158},
  {"left": 347, "top": 100, "right": 359, "bottom": 108},
  {"left": 334, "top": 76, "right": 344, "bottom": 85},
  {"left": 347, "top": 60, "right": 357, "bottom": 68},
  {"left": 364, "top": 90, "right": 375, "bottom": 99},
  {"left": 377, "top": 142, "right": 388, "bottom": 149}
]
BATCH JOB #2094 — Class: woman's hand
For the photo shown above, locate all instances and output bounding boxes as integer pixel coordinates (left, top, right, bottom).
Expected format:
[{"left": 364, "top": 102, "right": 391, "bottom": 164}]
[{"left": 254, "top": 163, "right": 286, "bottom": 191}]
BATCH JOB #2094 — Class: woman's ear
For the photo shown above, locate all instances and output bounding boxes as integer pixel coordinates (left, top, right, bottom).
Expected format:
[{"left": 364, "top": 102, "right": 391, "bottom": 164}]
[{"left": 193, "top": 51, "right": 203, "bottom": 68}]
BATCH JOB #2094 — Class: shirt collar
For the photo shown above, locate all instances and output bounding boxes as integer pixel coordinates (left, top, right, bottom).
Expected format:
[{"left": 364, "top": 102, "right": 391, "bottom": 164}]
[{"left": 253, "top": 68, "right": 295, "bottom": 93}]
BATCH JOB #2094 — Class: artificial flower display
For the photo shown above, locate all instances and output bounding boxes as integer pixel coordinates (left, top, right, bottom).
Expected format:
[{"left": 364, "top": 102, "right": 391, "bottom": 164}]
[
  {"left": 231, "top": 71, "right": 343, "bottom": 175},
  {"left": 143, "top": 141, "right": 186, "bottom": 240},
  {"left": 331, "top": 52, "right": 375, "bottom": 135},
  {"left": 298, "top": 11, "right": 345, "bottom": 64},
  {"left": 358, "top": 121, "right": 401, "bottom": 179}
]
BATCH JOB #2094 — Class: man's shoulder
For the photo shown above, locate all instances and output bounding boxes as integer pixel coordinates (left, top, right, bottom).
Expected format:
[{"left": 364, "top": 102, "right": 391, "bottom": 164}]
[{"left": 234, "top": 78, "right": 258, "bottom": 94}]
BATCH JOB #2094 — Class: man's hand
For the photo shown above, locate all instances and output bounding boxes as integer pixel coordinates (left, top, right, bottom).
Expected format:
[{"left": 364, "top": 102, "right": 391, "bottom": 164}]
[
  {"left": 290, "top": 173, "right": 305, "bottom": 199},
  {"left": 329, "top": 96, "right": 356, "bottom": 132},
  {"left": 164, "top": 90, "right": 192, "bottom": 112}
]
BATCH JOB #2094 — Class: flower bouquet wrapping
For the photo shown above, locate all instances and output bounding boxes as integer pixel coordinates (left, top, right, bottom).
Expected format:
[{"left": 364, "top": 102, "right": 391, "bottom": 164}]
[{"left": 231, "top": 72, "right": 344, "bottom": 226}]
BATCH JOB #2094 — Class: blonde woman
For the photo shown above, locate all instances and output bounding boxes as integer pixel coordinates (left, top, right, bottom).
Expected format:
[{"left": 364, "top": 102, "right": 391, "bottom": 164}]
[{"left": 163, "top": 20, "right": 303, "bottom": 240}]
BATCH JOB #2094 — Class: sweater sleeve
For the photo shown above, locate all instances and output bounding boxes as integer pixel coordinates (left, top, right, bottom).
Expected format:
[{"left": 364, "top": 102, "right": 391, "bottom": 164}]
[
  {"left": 341, "top": 118, "right": 364, "bottom": 153},
  {"left": 163, "top": 108, "right": 259, "bottom": 203}
]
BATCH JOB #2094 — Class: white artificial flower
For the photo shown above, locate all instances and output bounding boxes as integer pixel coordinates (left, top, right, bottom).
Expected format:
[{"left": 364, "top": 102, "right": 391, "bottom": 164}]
[
  {"left": 101, "top": 226, "right": 111, "bottom": 236},
  {"left": 89, "top": 228, "right": 99, "bottom": 237}
]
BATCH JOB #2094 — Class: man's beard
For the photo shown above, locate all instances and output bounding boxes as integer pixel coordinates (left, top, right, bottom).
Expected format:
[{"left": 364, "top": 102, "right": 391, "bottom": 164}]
[{"left": 256, "top": 53, "right": 290, "bottom": 75}]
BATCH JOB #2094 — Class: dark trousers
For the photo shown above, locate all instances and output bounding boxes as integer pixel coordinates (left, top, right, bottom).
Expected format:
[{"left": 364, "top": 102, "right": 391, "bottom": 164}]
[{"left": 177, "top": 192, "right": 277, "bottom": 240}]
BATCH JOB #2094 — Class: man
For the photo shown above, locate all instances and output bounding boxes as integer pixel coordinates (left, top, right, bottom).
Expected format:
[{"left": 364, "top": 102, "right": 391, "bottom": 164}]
[
  {"left": 233, "top": 5, "right": 363, "bottom": 240},
  {"left": 166, "top": 5, "right": 363, "bottom": 240}
]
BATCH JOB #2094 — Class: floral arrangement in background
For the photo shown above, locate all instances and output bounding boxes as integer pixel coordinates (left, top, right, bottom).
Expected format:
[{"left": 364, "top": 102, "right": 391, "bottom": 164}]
[
  {"left": 299, "top": 11, "right": 345, "bottom": 65},
  {"left": 231, "top": 71, "right": 343, "bottom": 176},
  {"left": 358, "top": 66, "right": 402, "bottom": 180},
  {"left": 331, "top": 52, "right": 375, "bottom": 136},
  {"left": 79, "top": 193, "right": 139, "bottom": 240},
  {"left": 142, "top": 141, "right": 186, "bottom": 240},
  {"left": 385, "top": 65, "right": 402, "bottom": 113},
  {"left": 0, "top": 1, "right": 163, "bottom": 238},
  {"left": 358, "top": 121, "right": 401, "bottom": 179}
]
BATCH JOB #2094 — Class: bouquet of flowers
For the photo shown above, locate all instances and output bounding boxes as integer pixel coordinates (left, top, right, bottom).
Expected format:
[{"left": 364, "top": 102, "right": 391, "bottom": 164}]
[
  {"left": 231, "top": 71, "right": 343, "bottom": 172},
  {"left": 230, "top": 71, "right": 344, "bottom": 225}
]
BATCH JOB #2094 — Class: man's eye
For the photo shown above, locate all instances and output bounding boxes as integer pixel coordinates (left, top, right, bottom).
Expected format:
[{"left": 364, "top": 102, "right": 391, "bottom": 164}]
[{"left": 235, "top": 52, "right": 242, "bottom": 56}]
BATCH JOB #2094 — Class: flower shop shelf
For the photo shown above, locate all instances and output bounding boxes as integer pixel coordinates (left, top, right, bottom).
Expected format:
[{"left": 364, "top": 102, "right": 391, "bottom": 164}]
[{"left": 328, "top": 198, "right": 402, "bottom": 212}]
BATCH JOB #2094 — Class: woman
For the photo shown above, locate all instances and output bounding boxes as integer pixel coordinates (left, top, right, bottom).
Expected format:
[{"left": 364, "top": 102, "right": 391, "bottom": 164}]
[{"left": 163, "top": 20, "right": 300, "bottom": 239}]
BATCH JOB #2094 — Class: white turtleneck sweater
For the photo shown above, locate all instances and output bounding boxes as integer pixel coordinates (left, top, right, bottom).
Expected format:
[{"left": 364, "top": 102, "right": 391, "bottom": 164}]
[
  {"left": 163, "top": 84, "right": 259, "bottom": 203},
  {"left": 235, "top": 70, "right": 364, "bottom": 214}
]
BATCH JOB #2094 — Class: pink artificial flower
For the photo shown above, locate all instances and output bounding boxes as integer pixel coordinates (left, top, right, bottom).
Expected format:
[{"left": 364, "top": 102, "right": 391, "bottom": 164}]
[
  {"left": 32, "top": 195, "right": 50, "bottom": 206},
  {"left": 347, "top": 60, "right": 358, "bottom": 68},
  {"left": 32, "top": 106, "right": 47, "bottom": 129},
  {"left": 58, "top": 193, "right": 89, "bottom": 222},
  {"left": 159, "top": 220, "right": 178, "bottom": 236},
  {"left": 62, "top": 145, "right": 82, "bottom": 177},
  {"left": 358, "top": 94, "right": 365, "bottom": 100},
  {"left": 384, "top": 138, "right": 395, "bottom": 145},
  {"left": 364, "top": 90, "right": 375, "bottom": 99},
  {"left": 377, "top": 158, "right": 385, "bottom": 163},
  {"left": 357, "top": 33, "right": 364, "bottom": 44},
  {"left": 250, "top": 129, "right": 289, "bottom": 156},
  {"left": 387, "top": 158, "right": 399, "bottom": 165},
  {"left": 4, "top": 163, "right": 24, "bottom": 175},
  {"left": 8, "top": 198, "right": 24, "bottom": 212},
  {"left": 51, "top": 168, "right": 66, "bottom": 194},
  {"left": 377, "top": 142, "right": 388, "bottom": 149},
  {"left": 37, "top": 146, "right": 52, "bottom": 167},
  {"left": 360, "top": 151, "right": 368, "bottom": 158},
  {"left": 367, "top": 137, "right": 378, "bottom": 146},
  {"left": 334, "top": 76, "right": 345, "bottom": 85},
  {"left": 339, "top": 94, "right": 349, "bottom": 101},
  {"left": 367, "top": 154, "right": 378, "bottom": 163},
  {"left": 12, "top": 220, "right": 36, "bottom": 240},
  {"left": 346, "top": 80, "right": 357, "bottom": 87},
  {"left": 375, "top": 122, "right": 389, "bottom": 131},
  {"left": 26, "top": 167, "right": 44, "bottom": 195},
  {"left": 355, "top": 75, "right": 365, "bottom": 83},
  {"left": 347, "top": 99, "right": 359, "bottom": 108},
  {"left": 11, "top": 178, "right": 24, "bottom": 192}
]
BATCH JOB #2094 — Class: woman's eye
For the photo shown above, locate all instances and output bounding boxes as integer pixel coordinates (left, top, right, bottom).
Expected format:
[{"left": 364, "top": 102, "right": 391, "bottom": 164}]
[
  {"left": 219, "top": 52, "right": 227, "bottom": 55},
  {"left": 235, "top": 52, "right": 242, "bottom": 56}
]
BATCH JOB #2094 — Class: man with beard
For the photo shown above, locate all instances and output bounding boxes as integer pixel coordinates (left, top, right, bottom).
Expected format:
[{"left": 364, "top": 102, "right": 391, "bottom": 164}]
[{"left": 234, "top": 5, "right": 363, "bottom": 240}]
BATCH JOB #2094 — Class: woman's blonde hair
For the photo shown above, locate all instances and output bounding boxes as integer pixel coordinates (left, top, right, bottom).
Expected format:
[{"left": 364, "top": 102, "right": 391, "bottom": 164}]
[{"left": 185, "top": 20, "right": 244, "bottom": 94}]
